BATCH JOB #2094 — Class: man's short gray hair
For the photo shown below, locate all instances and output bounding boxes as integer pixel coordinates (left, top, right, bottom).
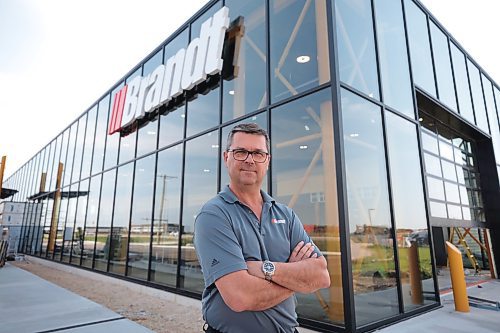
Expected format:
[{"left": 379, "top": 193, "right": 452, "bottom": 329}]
[{"left": 226, "top": 123, "right": 270, "bottom": 153}]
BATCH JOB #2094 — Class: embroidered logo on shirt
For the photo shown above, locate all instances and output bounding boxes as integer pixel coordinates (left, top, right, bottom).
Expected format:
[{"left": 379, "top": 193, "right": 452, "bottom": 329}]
[
  {"left": 211, "top": 258, "right": 220, "bottom": 267},
  {"left": 271, "top": 218, "right": 286, "bottom": 224}
]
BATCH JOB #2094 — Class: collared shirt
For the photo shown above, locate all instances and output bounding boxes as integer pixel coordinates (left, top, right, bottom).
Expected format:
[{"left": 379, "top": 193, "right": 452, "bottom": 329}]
[{"left": 194, "top": 185, "right": 322, "bottom": 333}]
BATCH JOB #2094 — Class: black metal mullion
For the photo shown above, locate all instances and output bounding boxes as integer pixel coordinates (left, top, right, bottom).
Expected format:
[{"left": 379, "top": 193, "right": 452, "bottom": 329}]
[{"left": 328, "top": 0, "right": 355, "bottom": 331}]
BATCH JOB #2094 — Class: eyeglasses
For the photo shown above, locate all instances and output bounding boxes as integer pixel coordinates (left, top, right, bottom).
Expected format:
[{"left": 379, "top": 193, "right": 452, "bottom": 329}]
[{"left": 227, "top": 149, "right": 269, "bottom": 163}]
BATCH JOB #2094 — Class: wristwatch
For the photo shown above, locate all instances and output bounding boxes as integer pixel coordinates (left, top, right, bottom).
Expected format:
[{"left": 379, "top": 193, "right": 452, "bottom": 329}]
[{"left": 262, "top": 260, "right": 276, "bottom": 282}]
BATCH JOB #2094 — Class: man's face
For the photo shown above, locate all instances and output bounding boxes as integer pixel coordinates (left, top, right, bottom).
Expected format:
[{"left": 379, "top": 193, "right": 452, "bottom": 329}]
[{"left": 224, "top": 132, "right": 270, "bottom": 188}]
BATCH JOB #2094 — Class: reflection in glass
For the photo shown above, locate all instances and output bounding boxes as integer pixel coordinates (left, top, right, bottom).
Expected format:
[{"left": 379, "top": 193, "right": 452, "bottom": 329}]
[
  {"left": 70, "top": 179, "right": 89, "bottom": 266},
  {"left": 81, "top": 106, "right": 97, "bottom": 179},
  {"left": 109, "top": 163, "right": 134, "bottom": 275},
  {"left": 94, "top": 170, "right": 116, "bottom": 271},
  {"left": 73, "top": 115, "right": 87, "bottom": 183},
  {"left": 374, "top": 0, "right": 414, "bottom": 117},
  {"left": 119, "top": 70, "right": 141, "bottom": 164},
  {"left": 137, "top": 118, "right": 158, "bottom": 159},
  {"left": 82, "top": 174, "right": 101, "bottom": 268},
  {"left": 336, "top": 0, "right": 379, "bottom": 100},
  {"left": 64, "top": 123, "right": 77, "bottom": 186},
  {"left": 341, "top": 88, "right": 399, "bottom": 325},
  {"left": 151, "top": 145, "right": 183, "bottom": 287},
  {"left": 467, "top": 60, "right": 489, "bottom": 133},
  {"left": 450, "top": 44, "right": 474, "bottom": 124},
  {"left": 441, "top": 160, "right": 456, "bottom": 182},
  {"left": 105, "top": 85, "right": 123, "bottom": 169},
  {"left": 271, "top": 88, "right": 344, "bottom": 324},
  {"left": 385, "top": 112, "right": 437, "bottom": 312},
  {"left": 404, "top": 0, "right": 436, "bottom": 97},
  {"left": 180, "top": 131, "right": 219, "bottom": 292},
  {"left": 61, "top": 186, "right": 78, "bottom": 263},
  {"left": 186, "top": 88, "right": 220, "bottom": 137},
  {"left": 92, "top": 95, "right": 111, "bottom": 175},
  {"left": 159, "top": 30, "right": 188, "bottom": 149},
  {"left": 223, "top": 0, "right": 267, "bottom": 121},
  {"left": 128, "top": 155, "right": 155, "bottom": 280},
  {"left": 430, "top": 22, "right": 457, "bottom": 112},
  {"left": 270, "top": 0, "right": 330, "bottom": 103},
  {"left": 482, "top": 75, "right": 500, "bottom": 160}
]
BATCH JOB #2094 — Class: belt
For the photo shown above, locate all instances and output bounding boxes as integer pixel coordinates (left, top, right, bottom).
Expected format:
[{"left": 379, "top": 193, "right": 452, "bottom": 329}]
[{"left": 203, "top": 323, "right": 222, "bottom": 333}]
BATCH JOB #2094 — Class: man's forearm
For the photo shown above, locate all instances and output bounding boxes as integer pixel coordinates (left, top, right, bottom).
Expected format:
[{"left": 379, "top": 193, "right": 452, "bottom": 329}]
[
  {"left": 215, "top": 270, "right": 294, "bottom": 312},
  {"left": 247, "top": 257, "right": 330, "bottom": 293}
]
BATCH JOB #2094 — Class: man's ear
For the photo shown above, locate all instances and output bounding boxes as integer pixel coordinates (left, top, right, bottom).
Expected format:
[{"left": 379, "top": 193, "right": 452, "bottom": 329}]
[{"left": 223, "top": 151, "right": 229, "bottom": 165}]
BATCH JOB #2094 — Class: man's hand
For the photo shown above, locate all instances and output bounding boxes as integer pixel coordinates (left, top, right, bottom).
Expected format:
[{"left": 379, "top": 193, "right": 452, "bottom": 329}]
[{"left": 289, "top": 241, "right": 317, "bottom": 262}]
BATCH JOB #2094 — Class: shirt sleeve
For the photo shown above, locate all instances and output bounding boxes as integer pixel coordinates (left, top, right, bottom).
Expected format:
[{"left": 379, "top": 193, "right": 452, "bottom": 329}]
[
  {"left": 194, "top": 211, "right": 248, "bottom": 288},
  {"left": 288, "top": 209, "right": 323, "bottom": 258}
]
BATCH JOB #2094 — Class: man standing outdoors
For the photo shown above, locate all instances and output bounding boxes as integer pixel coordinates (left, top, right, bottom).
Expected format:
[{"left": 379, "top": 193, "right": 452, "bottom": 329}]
[{"left": 194, "top": 123, "right": 330, "bottom": 332}]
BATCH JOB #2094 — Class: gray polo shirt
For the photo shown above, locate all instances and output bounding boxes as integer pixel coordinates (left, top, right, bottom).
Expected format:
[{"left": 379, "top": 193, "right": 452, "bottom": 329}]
[{"left": 194, "top": 185, "right": 322, "bottom": 333}]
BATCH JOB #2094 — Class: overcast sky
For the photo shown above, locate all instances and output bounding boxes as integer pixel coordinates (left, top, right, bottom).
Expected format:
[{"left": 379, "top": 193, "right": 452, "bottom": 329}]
[{"left": 1, "top": 0, "right": 499, "bottom": 180}]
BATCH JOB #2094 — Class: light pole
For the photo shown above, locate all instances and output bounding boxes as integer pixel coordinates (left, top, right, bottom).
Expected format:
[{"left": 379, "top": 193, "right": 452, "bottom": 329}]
[{"left": 156, "top": 174, "right": 177, "bottom": 244}]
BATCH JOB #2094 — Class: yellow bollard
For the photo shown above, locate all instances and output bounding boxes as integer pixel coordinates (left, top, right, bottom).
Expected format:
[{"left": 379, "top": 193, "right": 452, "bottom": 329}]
[{"left": 446, "top": 241, "right": 470, "bottom": 312}]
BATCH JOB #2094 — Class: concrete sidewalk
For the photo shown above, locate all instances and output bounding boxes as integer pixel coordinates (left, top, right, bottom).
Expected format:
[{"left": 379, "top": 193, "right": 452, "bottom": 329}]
[
  {"left": 374, "top": 279, "right": 500, "bottom": 333},
  {"left": 0, "top": 263, "right": 153, "bottom": 333},
  {"left": 2, "top": 260, "right": 499, "bottom": 333}
]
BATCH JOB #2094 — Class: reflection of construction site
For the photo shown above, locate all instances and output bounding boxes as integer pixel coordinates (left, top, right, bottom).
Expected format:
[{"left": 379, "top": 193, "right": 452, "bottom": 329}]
[{"left": 433, "top": 226, "right": 495, "bottom": 291}]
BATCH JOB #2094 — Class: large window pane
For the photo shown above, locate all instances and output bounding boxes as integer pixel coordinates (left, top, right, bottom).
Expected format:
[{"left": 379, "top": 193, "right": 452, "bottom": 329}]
[
  {"left": 92, "top": 95, "right": 111, "bottom": 175},
  {"left": 70, "top": 179, "right": 89, "bottom": 266},
  {"left": 467, "top": 60, "right": 489, "bottom": 133},
  {"left": 341, "top": 88, "right": 399, "bottom": 325},
  {"left": 81, "top": 106, "right": 97, "bottom": 179},
  {"left": 222, "top": 0, "right": 267, "bottom": 122},
  {"left": 72, "top": 114, "right": 87, "bottom": 182},
  {"left": 483, "top": 76, "right": 500, "bottom": 161},
  {"left": 271, "top": 88, "right": 344, "bottom": 325},
  {"left": 385, "top": 112, "right": 437, "bottom": 312},
  {"left": 405, "top": 0, "right": 436, "bottom": 97},
  {"left": 94, "top": 169, "right": 116, "bottom": 271},
  {"left": 61, "top": 185, "right": 78, "bottom": 263},
  {"left": 158, "top": 30, "right": 188, "bottom": 149},
  {"left": 64, "top": 123, "right": 77, "bottom": 186},
  {"left": 374, "top": 0, "right": 414, "bottom": 117},
  {"left": 82, "top": 174, "right": 101, "bottom": 268},
  {"left": 136, "top": 51, "right": 162, "bottom": 158},
  {"left": 186, "top": 88, "right": 220, "bottom": 137},
  {"left": 109, "top": 163, "right": 134, "bottom": 275},
  {"left": 336, "top": 0, "right": 379, "bottom": 100},
  {"left": 430, "top": 22, "right": 457, "bottom": 112},
  {"left": 128, "top": 155, "right": 155, "bottom": 281},
  {"left": 270, "top": 0, "right": 330, "bottom": 103},
  {"left": 105, "top": 85, "right": 122, "bottom": 169},
  {"left": 450, "top": 44, "right": 474, "bottom": 124},
  {"left": 179, "top": 131, "right": 219, "bottom": 292},
  {"left": 119, "top": 70, "right": 141, "bottom": 164},
  {"left": 151, "top": 145, "right": 183, "bottom": 287}
]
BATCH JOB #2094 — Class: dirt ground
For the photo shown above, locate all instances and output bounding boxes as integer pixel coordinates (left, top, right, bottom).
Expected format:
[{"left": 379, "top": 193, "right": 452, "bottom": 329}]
[{"left": 12, "top": 258, "right": 205, "bottom": 333}]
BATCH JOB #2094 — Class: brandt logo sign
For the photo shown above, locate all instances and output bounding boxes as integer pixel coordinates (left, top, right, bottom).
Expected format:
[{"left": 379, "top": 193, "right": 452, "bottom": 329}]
[{"left": 108, "top": 6, "right": 230, "bottom": 135}]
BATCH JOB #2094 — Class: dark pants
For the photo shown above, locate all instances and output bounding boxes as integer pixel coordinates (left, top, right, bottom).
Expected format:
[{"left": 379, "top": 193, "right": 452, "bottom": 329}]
[{"left": 203, "top": 323, "right": 299, "bottom": 333}]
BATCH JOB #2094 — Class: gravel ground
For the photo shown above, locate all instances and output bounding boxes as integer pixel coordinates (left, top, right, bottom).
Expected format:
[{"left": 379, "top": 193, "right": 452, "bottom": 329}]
[{"left": 12, "top": 257, "right": 204, "bottom": 333}]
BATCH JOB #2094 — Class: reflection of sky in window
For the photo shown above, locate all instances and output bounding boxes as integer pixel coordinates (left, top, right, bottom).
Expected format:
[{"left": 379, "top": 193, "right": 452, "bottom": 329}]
[
  {"left": 182, "top": 131, "right": 219, "bottom": 232},
  {"left": 341, "top": 89, "right": 391, "bottom": 229}
]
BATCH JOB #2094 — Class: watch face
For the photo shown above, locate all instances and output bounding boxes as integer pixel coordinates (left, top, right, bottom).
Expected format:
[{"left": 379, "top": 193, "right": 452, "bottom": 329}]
[{"left": 263, "top": 261, "right": 275, "bottom": 273}]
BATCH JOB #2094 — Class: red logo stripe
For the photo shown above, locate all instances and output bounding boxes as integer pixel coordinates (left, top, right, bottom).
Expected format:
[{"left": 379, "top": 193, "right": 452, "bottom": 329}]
[{"left": 108, "top": 85, "right": 128, "bottom": 135}]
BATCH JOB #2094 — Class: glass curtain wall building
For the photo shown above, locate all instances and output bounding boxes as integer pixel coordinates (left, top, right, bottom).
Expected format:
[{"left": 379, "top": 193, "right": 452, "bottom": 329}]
[{"left": 4, "top": 0, "right": 500, "bottom": 332}]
